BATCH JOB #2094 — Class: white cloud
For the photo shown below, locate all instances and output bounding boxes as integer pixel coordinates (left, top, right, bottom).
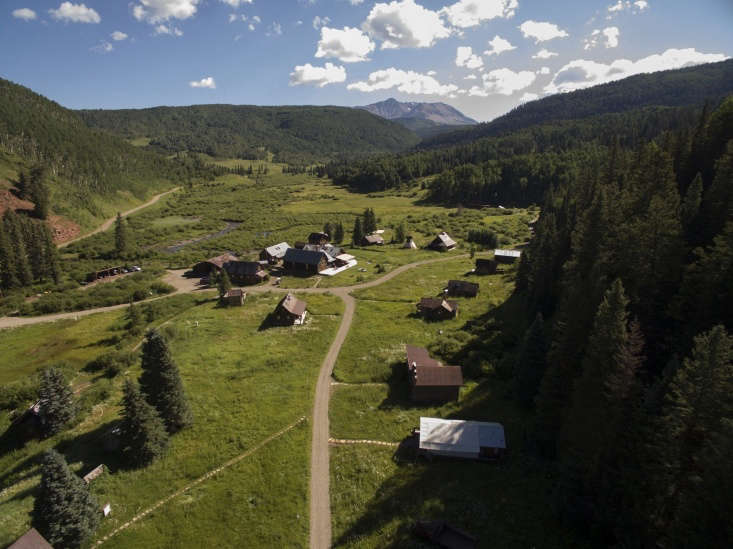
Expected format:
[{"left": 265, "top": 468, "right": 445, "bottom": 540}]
[
  {"left": 634, "top": 1, "right": 649, "bottom": 10},
  {"left": 484, "top": 35, "right": 515, "bottom": 56},
  {"left": 133, "top": 0, "right": 200, "bottom": 24},
  {"left": 49, "top": 2, "right": 100, "bottom": 23},
  {"left": 480, "top": 67, "right": 536, "bottom": 95},
  {"left": 248, "top": 23, "right": 255, "bottom": 31},
  {"left": 229, "top": 14, "right": 237, "bottom": 22},
  {"left": 608, "top": 1, "right": 626, "bottom": 12},
  {"left": 290, "top": 63, "right": 347, "bottom": 87},
  {"left": 585, "top": 27, "right": 619, "bottom": 50},
  {"left": 267, "top": 22, "right": 282, "bottom": 36},
  {"left": 363, "top": 0, "right": 450, "bottom": 49},
  {"left": 464, "top": 74, "right": 477, "bottom": 80},
  {"left": 545, "top": 47, "right": 729, "bottom": 94},
  {"left": 313, "top": 15, "right": 331, "bottom": 30},
  {"left": 455, "top": 46, "right": 483, "bottom": 69},
  {"left": 252, "top": 15, "right": 261, "bottom": 23},
  {"left": 91, "top": 41, "right": 114, "bottom": 53},
  {"left": 154, "top": 24, "right": 183, "bottom": 36},
  {"left": 519, "top": 92, "right": 539, "bottom": 102},
  {"left": 350, "top": 0, "right": 365, "bottom": 4},
  {"left": 219, "top": 0, "right": 252, "bottom": 6},
  {"left": 316, "top": 26, "right": 375, "bottom": 63},
  {"left": 538, "top": 66, "right": 550, "bottom": 75},
  {"left": 296, "top": 20, "right": 303, "bottom": 26},
  {"left": 190, "top": 76, "right": 216, "bottom": 89},
  {"left": 519, "top": 20, "right": 568, "bottom": 43},
  {"left": 12, "top": 8, "right": 37, "bottom": 21},
  {"left": 111, "top": 31, "right": 128, "bottom": 41},
  {"left": 439, "top": 0, "right": 517, "bottom": 29},
  {"left": 533, "top": 48, "right": 558, "bottom": 59},
  {"left": 607, "top": 1, "right": 649, "bottom": 16},
  {"left": 348, "top": 67, "right": 459, "bottom": 96}
]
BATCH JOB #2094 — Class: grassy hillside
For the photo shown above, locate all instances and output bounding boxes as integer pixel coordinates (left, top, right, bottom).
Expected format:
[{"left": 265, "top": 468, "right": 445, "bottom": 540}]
[
  {"left": 77, "top": 104, "right": 421, "bottom": 164},
  {"left": 423, "top": 59, "right": 733, "bottom": 148}
]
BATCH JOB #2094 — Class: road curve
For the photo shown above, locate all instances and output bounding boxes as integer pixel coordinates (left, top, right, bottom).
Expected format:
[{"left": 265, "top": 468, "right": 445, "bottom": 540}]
[{"left": 58, "top": 187, "right": 181, "bottom": 248}]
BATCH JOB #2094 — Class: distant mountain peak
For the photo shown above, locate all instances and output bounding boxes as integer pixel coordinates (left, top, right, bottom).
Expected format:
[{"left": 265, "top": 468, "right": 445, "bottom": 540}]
[{"left": 357, "top": 98, "right": 477, "bottom": 126}]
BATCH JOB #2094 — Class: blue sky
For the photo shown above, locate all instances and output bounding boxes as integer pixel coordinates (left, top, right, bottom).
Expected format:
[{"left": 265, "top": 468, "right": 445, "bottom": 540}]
[{"left": 2, "top": 1, "right": 731, "bottom": 121}]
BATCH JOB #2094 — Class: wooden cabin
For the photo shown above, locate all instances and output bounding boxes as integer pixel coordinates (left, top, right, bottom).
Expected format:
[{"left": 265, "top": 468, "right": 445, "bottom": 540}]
[
  {"left": 223, "top": 261, "right": 267, "bottom": 285},
  {"left": 428, "top": 232, "right": 457, "bottom": 251},
  {"left": 417, "top": 297, "right": 458, "bottom": 320},
  {"left": 447, "top": 280, "right": 479, "bottom": 298},
  {"left": 406, "top": 345, "right": 463, "bottom": 403},
  {"left": 283, "top": 248, "right": 329, "bottom": 274},
  {"left": 259, "top": 242, "right": 291, "bottom": 264},
  {"left": 475, "top": 258, "right": 497, "bottom": 275},
  {"left": 223, "top": 288, "right": 246, "bottom": 306},
  {"left": 8, "top": 528, "right": 54, "bottom": 549},
  {"left": 308, "top": 232, "right": 330, "bottom": 246},
  {"left": 273, "top": 293, "right": 307, "bottom": 325},
  {"left": 493, "top": 249, "right": 521, "bottom": 264},
  {"left": 192, "top": 253, "right": 239, "bottom": 276},
  {"left": 362, "top": 234, "right": 384, "bottom": 246}
]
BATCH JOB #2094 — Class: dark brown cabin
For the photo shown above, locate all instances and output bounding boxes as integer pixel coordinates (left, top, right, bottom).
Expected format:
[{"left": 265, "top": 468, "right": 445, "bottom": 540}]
[
  {"left": 406, "top": 345, "right": 463, "bottom": 402},
  {"left": 223, "top": 288, "right": 246, "bottom": 306},
  {"left": 223, "top": 261, "right": 267, "bottom": 285},
  {"left": 362, "top": 234, "right": 384, "bottom": 246},
  {"left": 283, "top": 248, "right": 329, "bottom": 274},
  {"left": 447, "top": 280, "right": 479, "bottom": 298},
  {"left": 273, "top": 293, "right": 307, "bottom": 325},
  {"left": 192, "top": 253, "right": 239, "bottom": 276},
  {"left": 308, "top": 232, "right": 330, "bottom": 245},
  {"left": 417, "top": 297, "right": 458, "bottom": 320},
  {"left": 475, "top": 258, "right": 497, "bottom": 275},
  {"left": 428, "top": 232, "right": 457, "bottom": 251}
]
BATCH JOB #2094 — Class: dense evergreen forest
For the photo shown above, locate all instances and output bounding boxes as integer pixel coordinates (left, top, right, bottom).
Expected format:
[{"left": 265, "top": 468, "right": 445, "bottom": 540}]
[{"left": 77, "top": 104, "right": 420, "bottom": 164}]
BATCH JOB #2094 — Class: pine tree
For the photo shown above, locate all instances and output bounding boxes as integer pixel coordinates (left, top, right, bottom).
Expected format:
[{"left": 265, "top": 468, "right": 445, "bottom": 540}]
[
  {"left": 334, "top": 222, "right": 344, "bottom": 244},
  {"left": 16, "top": 170, "right": 29, "bottom": 199},
  {"left": 120, "top": 379, "right": 170, "bottom": 466},
  {"left": 217, "top": 269, "right": 232, "bottom": 299},
  {"left": 3, "top": 210, "right": 33, "bottom": 286},
  {"left": 40, "top": 222, "right": 60, "bottom": 283},
  {"left": 681, "top": 173, "right": 703, "bottom": 232},
  {"left": 323, "top": 222, "right": 333, "bottom": 240},
  {"left": 139, "top": 330, "right": 193, "bottom": 433},
  {"left": 394, "top": 220, "right": 406, "bottom": 244},
  {"left": 39, "top": 367, "right": 75, "bottom": 436},
  {"left": 29, "top": 165, "right": 50, "bottom": 220},
  {"left": 33, "top": 449, "right": 100, "bottom": 548},
  {"left": 515, "top": 313, "right": 547, "bottom": 408},
  {"left": 114, "top": 212, "right": 127, "bottom": 258},
  {"left": 362, "top": 208, "right": 377, "bottom": 235},
  {"left": 0, "top": 223, "right": 19, "bottom": 289},
  {"left": 352, "top": 217, "right": 364, "bottom": 246},
  {"left": 127, "top": 301, "right": 144, "bottom": 335}
]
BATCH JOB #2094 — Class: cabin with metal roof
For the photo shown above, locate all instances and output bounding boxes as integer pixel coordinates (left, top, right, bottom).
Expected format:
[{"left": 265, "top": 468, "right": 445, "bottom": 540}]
[
  {"left": 417, "top": 417, "right": 506, "bottom": 460},
  {"left": 259, "top": 242, "right": 291, "bottom": 264},
  {"left": 493, "top": 249, "right": 522, "bottom": 264},
  {"left": 283, "top": 248, "right": 329, "bottom": 274},
  {"left": 417, "top": 298, "right": 458, "bottom": 320},
  {"left": 428, "top": 232, "right": 457, "bottom": 251},
  {"left": 362, "top": 234, "right": 384, "bottom": 246},
  {"left": 273, "top": 293, "right": 307, "bottom": 325},
  {"left": 406, "top": 345, "right": 463, "bottom": 402}
]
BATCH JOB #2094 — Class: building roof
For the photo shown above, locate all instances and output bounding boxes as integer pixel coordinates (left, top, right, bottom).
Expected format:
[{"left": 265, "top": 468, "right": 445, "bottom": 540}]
[
  {"left": 363, "top": 234, "right": 384, "bottom": 244},
  {"left": 225, "top": 288, "right": 246, "bottom": 298},
  {"left": 494, "top": 249, "right": 521, "bottom": 258},
  {"left": 413, "top": 365, "right": 463, "bottom": 387},
  {"left": 283, "top": 248, "right": 328, "bottom": 266},
  {"left": 476, "top": 258, "right": 495, "bottom": 266},
  {"left": 406, "top": 345, "right": 442, "bottom": 368},
  {"left": 419, "top": 297, "right": 457, "bottom": 313},
  {"left": 431, "top": 232, "right": 457, "bottom": 248},
  {"left": 336, "top": 253, "right": 356, "bottom": 262},
  {"left": 308, "top": 232, "right": 329, "bottom": 241},
  {"left": 264, "top": 242, "right": 291, "bottom": 259},
  {"left": 8, "top": 528, "right": 54, "bottom": 549},
  {"left": 277, "top": 293, "right": 307, "bottom": 316},
  {"left": 199, "top": 253, "right": 239, "bottom": 269},
  {"left": 448, "top": 280, "right": 479, "bottom": 291},
  {"left": 224, "top": 261, "right": 264, "bottom": 276},
  {"left": 419, "top": 417, "right": 506, "bottom": 453}
]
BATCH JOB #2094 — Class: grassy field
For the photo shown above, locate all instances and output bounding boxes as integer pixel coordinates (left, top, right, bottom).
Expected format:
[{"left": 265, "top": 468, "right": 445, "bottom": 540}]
[{"left": 0, "top": 292, "right": 342, "bottom": 547}]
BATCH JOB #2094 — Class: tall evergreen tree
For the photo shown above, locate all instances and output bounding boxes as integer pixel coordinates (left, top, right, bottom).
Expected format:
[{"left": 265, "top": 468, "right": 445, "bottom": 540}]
[
  {"left": 29, "top": 165, "right": 50, "bottom": 220},
  {"left": 323, "top": 222, "right": 333, "bottom": 240},
  {"left": 114, "top": 212, "right": 127, "bottom": 258},
  {"left": 3, "top": 210, "right": 33, "bottom": 286},
  {"left": 120, "top": 379, "right": 170, "bottom": 466},
  {"left": 394, "top": 220, "right": 406, "bottom": 244},
  {"left": 362, "top": 208, "right": 377, "bottom": 235},
  {"left": 333, "top": 222, "right": 344, "bottom": 244},
  {"left": 217, "top": 269, "right": 232, "bottom": 299},
  {"left": 139, "top": 330, "right": 193, "bottom": 433},
  {"left": 680, "top": 173, "right": 703, "bottom": 233},
  {"left": 352, "top": 217, "right": 364, "bottom": 246},
  {"left": 0, "top": 223, "right": 19, "bottom": 289},
  {"left": 39, "top": 367, "right": 75, "bottom": 436},
  {"left": 33, "top": 449, "right": 100, "bottom": 548},
  {"left": 515, "top": 313, "right": 547, "bottom": 408}
]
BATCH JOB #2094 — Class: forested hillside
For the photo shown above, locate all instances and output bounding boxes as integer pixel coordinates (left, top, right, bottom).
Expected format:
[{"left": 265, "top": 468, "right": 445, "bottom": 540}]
[
  {"left": 78, "top": 105, "right": 420, "bottom": 164},
  {"left": 422, "top": 58, "right": 733, "bottom": 148}
]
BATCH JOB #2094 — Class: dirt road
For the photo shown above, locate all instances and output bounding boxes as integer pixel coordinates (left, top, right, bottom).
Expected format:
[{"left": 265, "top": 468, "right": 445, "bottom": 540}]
[{"left": 58, "top": 187, "right": 180, "bottom": 248}]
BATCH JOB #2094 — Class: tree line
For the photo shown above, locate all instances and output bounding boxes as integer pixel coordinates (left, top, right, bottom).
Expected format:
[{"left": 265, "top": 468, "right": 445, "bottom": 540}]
[{"left": 0, "top": 209, "right": 59, "bottom": 291}]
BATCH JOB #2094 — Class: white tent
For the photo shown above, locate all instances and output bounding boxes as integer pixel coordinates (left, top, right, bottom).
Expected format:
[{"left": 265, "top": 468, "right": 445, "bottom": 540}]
[{"left": 403, "top": 236, "right": 418, "bottom": 249}]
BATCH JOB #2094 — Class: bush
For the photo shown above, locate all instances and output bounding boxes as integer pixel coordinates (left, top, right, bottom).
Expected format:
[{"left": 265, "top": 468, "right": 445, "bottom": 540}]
[
  {"left": 0, "top": 378, "right": 39, "bottom": 411},
  {"left": 85, "top": 350, "right": 136, "bottom": 378},
  {"left": 467, "top": 228, "right": 498, "bottom": 249}
]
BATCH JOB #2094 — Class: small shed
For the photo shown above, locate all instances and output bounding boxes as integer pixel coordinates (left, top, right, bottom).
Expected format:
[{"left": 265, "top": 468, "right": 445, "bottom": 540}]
[
  {"left": 223, "top": 288, "right": 246, "bottom": 306},
  {"left": 494, "top": 249, "right": 521, "bottom": 264},
  {"left": 475, "top": 258, "right": 497, "bottom": 275},
  {"left": 417, "top": 417, "right": 506, "bottom": 460},
  {"left": 260, "top": 242, "right": 291, "bottom": 264},
  {"left": 273, "top": 293, "right": 307, "bottom": 325},
  {"left": 417, "top": 298, "right": 458, "bottom": 320},
  {"left": 83, "top": 464, "right": 105, "bottom": 484},
  {"left": 447, "top": 280, "right": 479, "bottom": 298},
  {"left": 223, "top": 261, "right": 267, "bottom": 285},
  {"left": 406, "top": 345, "right": 463, "bottom": 402},
  {"left": 283, "top": 248, "right": 329, "bottom": 274},
  {"left": 8, "top": 528, "right": 54, "bottom": 549},
  {"left": 362, "top": 234, "right": 384, "bottom": 246},
  {"left": 308, "top": 232, "right": 330, "bottom": 245},
  {"left": 192, "top": 253, "right": 239, "bottom": 276},
  {"left": 428, "top": 232, "right": 457, "bottom": 251},
  {"left": 403, "top": 236, "right": 418, "bottom": 249}
]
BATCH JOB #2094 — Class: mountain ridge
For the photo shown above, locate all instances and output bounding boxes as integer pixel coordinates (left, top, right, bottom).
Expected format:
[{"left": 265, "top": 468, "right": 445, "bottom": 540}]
[{"left": 357, "top": 98, "right": 477, "bottom": 126}]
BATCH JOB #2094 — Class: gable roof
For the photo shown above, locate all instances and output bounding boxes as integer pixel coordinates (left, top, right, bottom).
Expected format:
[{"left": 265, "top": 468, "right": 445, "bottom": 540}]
[
  {"left": 283, "top": 248, "right": 328, "bottom": 266},
  {"left": 225, "top": 288, "right": 246, "bottom": 298},
  {"left": 494, "top": 249, "right": 521, "bottom": 258},
  {"left": 448, "top": 280, "right": 479, "bottom": 292},
  {"left": 419, "top": 417, "right": 506, "bottom": 453},
  {"left": 277, "top": 293, "right": 307, "bottom": 316},
  {"left": 363, "top": 234, "right": 384, "bottom": 244},
  {"left": 413, "top": 365, "right": 463, "bottom": 387},
  {"left": 264, "top": 242, "right": 290, "bottom": 258},
  {"left": 224, "top": 261, "right": 264, "bottom": 276},
  {"left": 406, "top": 344, "right": 441, "bottom": 368},
  {"left": 419, "top": 297, "right": 457, "bottom": 313},
  {"left": 200, "top": 253, "right": 239, "bottom": 269},
  {"left": 8, "top": 528, "right": 54, "bottom": 549},
  {"left": 431, "top": 232, "right": 456, "bottom": 248}
]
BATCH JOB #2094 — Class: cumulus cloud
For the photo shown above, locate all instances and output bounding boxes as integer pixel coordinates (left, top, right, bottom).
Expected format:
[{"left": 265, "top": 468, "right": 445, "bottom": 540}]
[
  {"left": 363, "top": 0, "right": 450, "bottom": 49},
  {"left": 313, "top": 15, "right": 331, "bottom": 30},
  {"left": 519, "top": 92, "right": 539, "bottom": 102},
  {"left": 49, "top": 2, "right": 100, "bottom": 23},
  {"left": 469, "top": 67, "right": 536, "bottom": 96},
  {"left": 12, "top": 8, "right": 37, "bottom": 21},
  {"left": 155, "top": 24, "right": 183, "bottom": 36},
  {"left": 91, "top": 41, "right": 114, "bottom": 53},
  {"left": 608, "top": 0, "right": 649, "bottom": 14},
  {"left": 348, "top": 67, "right": 458, "bottom": 96},
  {"left": 484, "top": 35, "right": 515, "bottom": 56},
  {"left": 464, "top": 74, "right": 478, "bottom": 80},
  {"left": 585, "top": 27, "right": 619, "bottom": 50},
  {"left": 519, "top": 20, "right": 568, "bottom": 43},
  {"left": 603, "top": 27, "right": 619, "bottom": 47},
  {"left": 266, "top": 22, "right": 282, "bottom": 36},
  {"left": 545, "top": 47, "right": 728, "bottom": 94},
  {"left": 538, "top": 66, "right": 550, "bottom": 75},
  {"left": 190, "top": 76, "right": 216, "bottom": 88},
  {"left": 111, "top": 31, "right": 128, "bottom": 41},
  {"left": 455, "top": 46, "right": 483, "bottom": 69},
  {"left": 133, "top": 0, "right": 200, "bottom": 24},
  {"left": 439, "top": 0, "right": 517, "bottom": 29},
  {"left": 220, "top": 0, "right": 252, "bottom": 6},
  {"left": 290, "top": 63, "right": 347, "bottom": 87},
  {"left": 316, "top": 27, "right": 375, "bottom": 63},
  {"left": 533, "top": 48, "right": 558, "bottom": 59}
]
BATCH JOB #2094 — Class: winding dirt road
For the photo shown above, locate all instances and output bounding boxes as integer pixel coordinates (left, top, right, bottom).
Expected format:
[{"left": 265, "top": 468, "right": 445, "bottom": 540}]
[{"left": 58, "top": 187, "right": 180, "bottom": 248}]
